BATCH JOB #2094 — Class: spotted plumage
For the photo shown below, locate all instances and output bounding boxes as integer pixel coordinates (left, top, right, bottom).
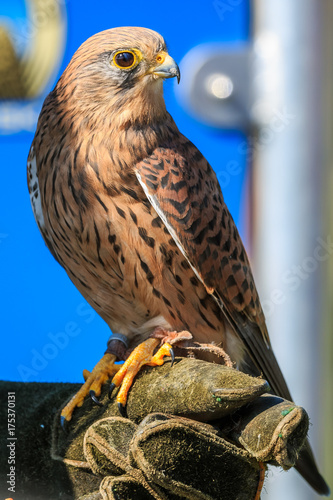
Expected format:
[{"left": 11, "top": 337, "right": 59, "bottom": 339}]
[{"left": 27, "top": 26, "right": 328, "bottom": 495}]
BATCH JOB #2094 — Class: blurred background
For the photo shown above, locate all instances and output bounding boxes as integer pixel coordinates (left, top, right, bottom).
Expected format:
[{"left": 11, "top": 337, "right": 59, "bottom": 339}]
[{"left": 0, "top": 0, "right": 332, "bottom": 498}]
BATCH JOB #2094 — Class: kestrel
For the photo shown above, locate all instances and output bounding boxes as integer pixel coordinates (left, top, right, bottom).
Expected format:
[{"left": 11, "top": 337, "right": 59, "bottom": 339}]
[{"left": 27, "top": 27, "right": 329, "bottom": 495}]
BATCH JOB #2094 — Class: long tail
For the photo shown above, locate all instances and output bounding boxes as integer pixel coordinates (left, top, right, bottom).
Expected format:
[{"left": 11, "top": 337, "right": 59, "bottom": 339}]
[
  {"left": 296, "top": 441, "right": 330, "bottom": 496},
  {"left": 234, "top": 317, "right": 330, "bottom": 496}
]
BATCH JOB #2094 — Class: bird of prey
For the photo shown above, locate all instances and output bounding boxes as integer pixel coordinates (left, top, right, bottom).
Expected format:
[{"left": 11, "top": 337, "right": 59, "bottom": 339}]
[{"left": 27, "top": 27, "right": 329, "bottom": 495}]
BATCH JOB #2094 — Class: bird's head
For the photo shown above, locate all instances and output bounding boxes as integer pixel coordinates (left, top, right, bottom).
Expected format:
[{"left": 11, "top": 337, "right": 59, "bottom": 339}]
[{"left": 57, "top": 27, "right": 180, "bottom": 126}]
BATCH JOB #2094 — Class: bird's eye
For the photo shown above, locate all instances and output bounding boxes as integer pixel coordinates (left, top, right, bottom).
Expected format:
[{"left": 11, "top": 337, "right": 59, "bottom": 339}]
[{"left": 113, "top": 51, "right": 136, "bottom": 69}]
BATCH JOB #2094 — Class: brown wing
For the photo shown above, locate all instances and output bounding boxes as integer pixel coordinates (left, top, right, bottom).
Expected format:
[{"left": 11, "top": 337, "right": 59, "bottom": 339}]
[{"left": 135, "top": 135, "right": 292, "bottom": 401}]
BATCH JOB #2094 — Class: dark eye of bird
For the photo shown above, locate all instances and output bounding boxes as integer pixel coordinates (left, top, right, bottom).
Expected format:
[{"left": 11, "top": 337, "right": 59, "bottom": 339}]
[{"left": 114, "top": 52, "right": 135, "bottom": 68}]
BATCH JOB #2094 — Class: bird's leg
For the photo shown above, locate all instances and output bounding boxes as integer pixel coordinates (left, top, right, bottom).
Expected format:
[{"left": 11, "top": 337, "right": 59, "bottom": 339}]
[
  {"left": 151, "top": 327, "right": 193, "bottom": 346},
  {"left": 60, "top": 351, "right": 121, "bottom": 424},
  {"left": 109, "top": 336, "right": 174, "bottom": 416}
]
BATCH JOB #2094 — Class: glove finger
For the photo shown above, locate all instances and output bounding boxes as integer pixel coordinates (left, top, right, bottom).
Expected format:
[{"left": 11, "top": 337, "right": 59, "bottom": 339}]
[
  {"left": 222, "top": 394, "right": 309, "bottom": 469},
  {"left": 84, "top": 416, "right": 137, "bottom": 476},
  {"left": 130, "top": 413, "right": 261, "bottom": 500},
  {"left": 100, "top": 472, "right": 167, "bottom": 500},
  {"left": 126, "top": 357, "right": 268, "bottom": 423}
]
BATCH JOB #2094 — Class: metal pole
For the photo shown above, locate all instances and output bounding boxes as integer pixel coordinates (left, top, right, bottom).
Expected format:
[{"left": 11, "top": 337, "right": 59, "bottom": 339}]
[
  {"left": 252, "top": 1, "right": 326, "bottom": 499},
  {"left": 321, "top": 0, "right": 333, "bottom": 492}
]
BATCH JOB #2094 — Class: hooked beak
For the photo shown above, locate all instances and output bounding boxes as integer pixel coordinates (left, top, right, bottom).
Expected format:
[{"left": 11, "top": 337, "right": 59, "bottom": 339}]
[{"left": 150, "top": 53, "right": 180, "bottom": 84}]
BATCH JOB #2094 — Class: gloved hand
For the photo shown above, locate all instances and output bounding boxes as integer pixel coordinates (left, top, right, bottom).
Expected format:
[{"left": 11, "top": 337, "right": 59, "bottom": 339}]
[
  {"left": 0, "top": 358, "right": 309, "bottom": 500},
  {"left": 52, "top": 358, "right": 308, "bottom": 500}
]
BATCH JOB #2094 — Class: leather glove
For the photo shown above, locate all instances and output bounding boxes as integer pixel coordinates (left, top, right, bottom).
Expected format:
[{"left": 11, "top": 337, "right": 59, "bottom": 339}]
[{"left": 0, "top": 358, "right": 309, "bottom": 500}]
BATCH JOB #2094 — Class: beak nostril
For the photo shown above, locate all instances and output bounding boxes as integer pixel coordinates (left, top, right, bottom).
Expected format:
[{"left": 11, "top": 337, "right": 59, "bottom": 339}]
[
  {"left": 156, "top": 54, "right": 165, "bottom": 64},
  {"left": 150, "top": 54, "right": 180, "bottom": 84}
]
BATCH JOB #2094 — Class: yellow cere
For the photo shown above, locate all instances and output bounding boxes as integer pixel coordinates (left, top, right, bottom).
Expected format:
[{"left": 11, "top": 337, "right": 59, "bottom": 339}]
[{"left": 156, "top": 52, "right": 167, "bottom": 64}]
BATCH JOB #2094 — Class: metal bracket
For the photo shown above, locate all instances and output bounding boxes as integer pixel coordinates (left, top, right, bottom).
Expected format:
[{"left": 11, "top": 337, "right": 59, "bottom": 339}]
[{"left": 175, "top": 44, "right": 253, "bottom": 130}]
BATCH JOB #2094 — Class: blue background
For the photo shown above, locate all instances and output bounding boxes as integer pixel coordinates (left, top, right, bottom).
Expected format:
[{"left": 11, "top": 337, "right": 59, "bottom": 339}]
[{"left": 1, "top": 0, "right": 250, "bottom": 383}]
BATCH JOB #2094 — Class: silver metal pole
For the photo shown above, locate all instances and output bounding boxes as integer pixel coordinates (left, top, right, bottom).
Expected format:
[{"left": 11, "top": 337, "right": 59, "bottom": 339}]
[
  {"left": 321, "top": 0, "right": 333, "bottom": 492},
  {"left": 252, "top": 1, "right": 326, "bottom": 499}
]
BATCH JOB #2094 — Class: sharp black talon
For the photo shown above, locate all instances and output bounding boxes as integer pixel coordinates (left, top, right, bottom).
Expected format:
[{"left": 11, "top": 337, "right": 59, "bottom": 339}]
[
  {"left": 60, "top": 415, "right": 66, "bottom": 429},
  {"left": 118, "top": 402, "right": 127, "bottom": 418},
  {"left": 109, "top": 382, "right": 116, "bottom": 399},
  {"left": 89, "top": 390, "right": 103, "bottom": 407},
  {"left": 170, "top": 347, "right": 175, "bottom": 367}
]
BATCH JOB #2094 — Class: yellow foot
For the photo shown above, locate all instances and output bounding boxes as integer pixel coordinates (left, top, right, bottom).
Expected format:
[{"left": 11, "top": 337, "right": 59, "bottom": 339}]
[
  {"left": 109, "top": 338, "right": 174, "bottom": 416},
  {"left": 60, "top": 353, "right": 119, "bottom": 425}
]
